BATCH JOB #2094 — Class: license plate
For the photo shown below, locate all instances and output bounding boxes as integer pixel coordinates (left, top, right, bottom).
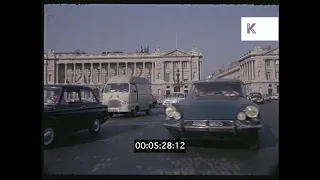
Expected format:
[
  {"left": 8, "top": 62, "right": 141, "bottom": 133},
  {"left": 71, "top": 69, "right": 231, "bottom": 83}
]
[
  {"left": 192, "top": 121, "right": 207, "bottom": 127},
  {"left": 209, "top": 121, "right": 223, "bottom": 127},
  {"left": 108, "top": 108, "right": 120, "bottom": 112}
]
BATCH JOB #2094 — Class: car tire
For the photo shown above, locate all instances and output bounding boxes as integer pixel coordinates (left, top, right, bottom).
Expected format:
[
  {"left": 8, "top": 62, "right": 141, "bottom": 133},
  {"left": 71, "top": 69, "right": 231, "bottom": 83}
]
[
  {"left": 246, "top": 131, "right": 260, "bottom": 150},
  {"left": 88, "top": 118, "right": 101, "bottom": 137},
  {"left": 44, "top": 126, "right": 56, "bottom": 149},
  {"left": 131, "top": 108, "right": 137, "bottom": 118},
  {"left": 146, "top": 105, "right": 152, "bottom": 116},
  {"left": 109, "top": 113, "right": 114, "bottom": 118}
]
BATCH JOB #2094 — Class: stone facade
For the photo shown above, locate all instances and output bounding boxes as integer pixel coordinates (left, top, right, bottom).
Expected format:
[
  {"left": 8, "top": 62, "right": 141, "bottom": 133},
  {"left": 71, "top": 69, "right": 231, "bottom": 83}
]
[
  {"left": 211, "top": 46, "right": 279, "bottom": 95},
  {"left": 44, "top": 48, "right": 203, "bottom": 97}
]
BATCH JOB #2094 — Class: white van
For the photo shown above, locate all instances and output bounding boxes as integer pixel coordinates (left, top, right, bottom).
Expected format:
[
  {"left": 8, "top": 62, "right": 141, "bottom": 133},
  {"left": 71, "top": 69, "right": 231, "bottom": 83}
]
[{"left": 102, "top": 75, "right": 153, "bottom": 117}]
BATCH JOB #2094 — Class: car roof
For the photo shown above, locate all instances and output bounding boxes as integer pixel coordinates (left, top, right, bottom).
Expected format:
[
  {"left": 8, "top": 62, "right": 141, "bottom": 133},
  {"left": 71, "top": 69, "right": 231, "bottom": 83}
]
[
  {"left": 193, "top": 78, "right": 244, "bottom": 84},
  {"left": 44, "top": 84, "right": 93, "bottom": 90}
]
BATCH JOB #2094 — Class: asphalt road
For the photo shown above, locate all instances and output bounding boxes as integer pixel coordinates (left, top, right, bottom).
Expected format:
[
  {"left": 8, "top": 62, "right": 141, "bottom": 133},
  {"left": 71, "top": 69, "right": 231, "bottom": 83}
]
[{"left": 44, "top": 100, "right": 278, "bottom": 175}]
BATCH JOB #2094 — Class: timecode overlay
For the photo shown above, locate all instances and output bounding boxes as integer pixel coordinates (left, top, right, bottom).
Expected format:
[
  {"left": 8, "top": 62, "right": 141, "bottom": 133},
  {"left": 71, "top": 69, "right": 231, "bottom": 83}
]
[{"left": 134, "top": 140, "right": 187, "bottom": 153}]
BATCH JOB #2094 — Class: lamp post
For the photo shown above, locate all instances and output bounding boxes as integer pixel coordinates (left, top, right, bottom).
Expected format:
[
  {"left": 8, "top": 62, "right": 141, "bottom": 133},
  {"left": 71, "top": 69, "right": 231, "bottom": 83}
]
[{"left": 173, "top": 69, "right": 184, "bottom": 92}]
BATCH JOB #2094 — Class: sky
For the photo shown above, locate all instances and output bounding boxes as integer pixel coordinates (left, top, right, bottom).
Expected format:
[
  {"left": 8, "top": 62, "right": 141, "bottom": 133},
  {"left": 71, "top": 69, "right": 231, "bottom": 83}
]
[{"left": 44, "top": 4, "right": 278, "bottom": 77}]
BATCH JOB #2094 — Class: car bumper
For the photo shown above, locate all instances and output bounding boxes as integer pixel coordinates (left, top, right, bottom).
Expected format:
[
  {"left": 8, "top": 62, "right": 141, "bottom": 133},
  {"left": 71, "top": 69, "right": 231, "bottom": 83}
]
[
  {"left": 164, "top": 120, "right": 262, "bottom": 140},
  {"left": 108, "top": 107, "right": 131, "bottom": 113},
  {"left": 252, "top": 99, "right": 263, "bottom": 103}
]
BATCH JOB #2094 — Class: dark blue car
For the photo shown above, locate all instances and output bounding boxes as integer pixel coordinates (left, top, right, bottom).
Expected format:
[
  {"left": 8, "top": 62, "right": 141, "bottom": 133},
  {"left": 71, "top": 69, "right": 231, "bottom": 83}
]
[{"left": 164, "top": 79, "right": 262, "bottom": 150}]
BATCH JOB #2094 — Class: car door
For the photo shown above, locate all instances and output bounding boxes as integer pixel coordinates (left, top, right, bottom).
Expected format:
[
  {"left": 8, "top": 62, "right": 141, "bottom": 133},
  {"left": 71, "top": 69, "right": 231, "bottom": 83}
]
[
  {"left": 79, "top": 88, "right": 101, "bottom": 129},
  {"left": 56, "top": 87, "right": 83, "bottom": 132},
  {"left": 130, "top": 83, "right": 138, "bottom": 108}
]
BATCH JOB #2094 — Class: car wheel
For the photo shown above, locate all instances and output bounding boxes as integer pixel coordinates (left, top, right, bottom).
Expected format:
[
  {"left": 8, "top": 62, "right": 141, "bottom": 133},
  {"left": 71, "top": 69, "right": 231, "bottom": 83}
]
[
  {"left": 146, "top": 105, "right": 152, "bottom": 116},
  {"left": 109, "top": 113, "right": 114, "bottom": 118},
  {"left": 131, "top": 108, "right": 137, "bottom": 118},
  {"left": 246, "top": 131, "right": 260, "bottom": 150},
  {"left": 44, "top": 127, "right": 55, "bottom": 149},
  {"left": 88, "top": 118, "right": 101, "bottom": 137}
]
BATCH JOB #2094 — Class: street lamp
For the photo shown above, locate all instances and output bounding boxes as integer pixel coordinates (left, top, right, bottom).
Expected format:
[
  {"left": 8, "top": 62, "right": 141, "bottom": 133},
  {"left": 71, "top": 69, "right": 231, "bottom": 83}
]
[{"left": 173, "top": 69, "right": 184, "bottom": 92}]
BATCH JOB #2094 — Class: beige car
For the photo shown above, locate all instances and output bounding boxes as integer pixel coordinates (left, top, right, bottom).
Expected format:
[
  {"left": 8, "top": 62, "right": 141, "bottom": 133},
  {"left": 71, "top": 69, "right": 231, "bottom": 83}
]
[
  {"left": 102, "top": 75, "right": 153, "bottom": 117},
  {"left": 162, "top": 92, "right": 187, "bottom": 107}
]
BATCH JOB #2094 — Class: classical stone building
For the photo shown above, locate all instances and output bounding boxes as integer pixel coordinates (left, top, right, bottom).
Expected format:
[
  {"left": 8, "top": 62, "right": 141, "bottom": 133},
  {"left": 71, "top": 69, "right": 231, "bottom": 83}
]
[
  {"left": 44, "top": 48, "right": 203, "bottom": 97},
  {"left": 211, "top": 46, "right": 279, "bottom": 95}
]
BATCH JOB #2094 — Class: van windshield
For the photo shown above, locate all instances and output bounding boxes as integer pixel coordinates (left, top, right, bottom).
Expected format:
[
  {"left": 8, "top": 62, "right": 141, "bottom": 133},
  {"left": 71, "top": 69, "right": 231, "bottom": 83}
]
[{"left": 104, "top": 83, "right": 129, "bottom": 93}]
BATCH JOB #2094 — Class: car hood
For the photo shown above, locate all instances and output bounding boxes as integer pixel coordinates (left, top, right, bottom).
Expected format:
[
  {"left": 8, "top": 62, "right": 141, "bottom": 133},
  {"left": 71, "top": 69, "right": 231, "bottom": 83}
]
[
  {"left": 44, "top": 105, "right": 55, "bottom": 113},
  {"left": 164, "top": 98, "right": 185, "bottom": 101},
  {"left": 176, "top": 97, "right": 253, "bottom": 120}
]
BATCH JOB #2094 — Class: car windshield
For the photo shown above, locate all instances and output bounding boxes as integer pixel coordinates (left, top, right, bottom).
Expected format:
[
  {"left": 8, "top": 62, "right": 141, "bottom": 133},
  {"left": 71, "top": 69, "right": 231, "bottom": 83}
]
[
  {"left": 191, "top": 82, "right": 245, "bottom": 97},
  {"left": 251, "top": 93, "right": 262, "bottom": 97},
  {"left": 168, "top": 93, "right": 186, "bottom": 98},
  {"left": 44, "top": 87, "right": 62, "bottom": 105},
  {"left": 104, "top": 83, "right": 129, "bottom": 93}
]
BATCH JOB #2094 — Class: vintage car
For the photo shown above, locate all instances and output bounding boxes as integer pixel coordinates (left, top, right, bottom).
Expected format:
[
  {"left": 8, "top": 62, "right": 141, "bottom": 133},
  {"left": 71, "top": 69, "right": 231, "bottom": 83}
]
[
  {"left": 162, "top": 92, "right": 187, "bottom": 107},
  {"left": 163, "top": 79, "right": 262, "bottom": 150},
  {"left": 270, "top": 93, "right": 279, "bottom": 100},
  {"left": 263, "top": 94, "right": 271, "bottom": 102},
  {"left": 152, "top": 95, "right": 157, "bottom": 108},
  {"left": 44, "top": 85, "right": 109, "bottom": 148},
  {"left": 249, "top": 92, "right": 264, "bottom": 104}
]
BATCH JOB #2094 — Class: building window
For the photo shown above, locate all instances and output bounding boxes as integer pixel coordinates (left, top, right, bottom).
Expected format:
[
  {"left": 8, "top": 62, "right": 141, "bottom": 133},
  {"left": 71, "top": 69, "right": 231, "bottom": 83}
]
[
  {"left": 184, "top": 90, "right": 188, "bottom": 94},
  {"left": 164, "top": 72, "right": 170, "bottom": 82},
  {"left": 48, "top": 74, "right": 51, "bottom": 81},
  {"left": 258, "top": 71, "right": 261, "bottom": 78},
  {"left": 183, "top": 62, "right": 188, "bottom": 68},
  {"left": 173, "top": 62, "right": 178, "bottom": 69},
  {"left": 266, "top": 59, "right": 271, "bottom": 67},
  {"left": 165, "top": 63, "right": 169, "bottom": 69},
  {"left": 193, "top": 72, "right": 196, "bottom": 79},
  {"left": 183, "top": 74, "right": 188, "bottom": 81},
  {"left": 266, "top": 72, "right": 271, "bottom": 80},
  {"left": 276, "top": 72, "right": 279, "bottom": 80},
  {"left": 166, "top": 90, "right": 171, "bottom": 95},
  {"left": 157, "top": 72, "right": 160, "bottom": 79}
]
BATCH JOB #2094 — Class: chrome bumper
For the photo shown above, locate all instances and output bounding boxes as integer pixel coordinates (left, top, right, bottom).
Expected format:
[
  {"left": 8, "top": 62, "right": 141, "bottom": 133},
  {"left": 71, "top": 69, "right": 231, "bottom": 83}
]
[{"left": 164, "top": 120, "right": 262, "bottom": 134}]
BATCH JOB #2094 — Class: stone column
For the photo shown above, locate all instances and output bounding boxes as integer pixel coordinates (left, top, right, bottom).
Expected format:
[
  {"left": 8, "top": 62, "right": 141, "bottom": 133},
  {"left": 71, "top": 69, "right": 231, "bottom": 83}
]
[
  {"left": 251, "top": 61, "right": 254, "bottom": 80},
  {"left": 125, "top": 62, "right": 128, "bottom": 75},
  {"left": 90, "top": 63, "right": 93, "bottom": 84},
  {"left": 133, "top": 63, "right": 137, "bottom": 76},
  {"left": 180, "top": 61, "right": 183, "bottom": 81},
  {"left": 151, "top": 62, "right": 154, "bottom": 82},
  {"left": 189, "top": 60, "right": 192, "bottom": 82},
  {"left": 73, "top": 63, "right": 76, "bottom": 83},
  {"left": 253, "top": 60, "right": 256, "bottom": 80},
  {"left": 162, "top": 61, "right": 165, "bottom": 81},
  {"left": 142, "top": 62, "right": 145, "bottom": 77},
  {"left": 248, "top": 62, "right": 251, "bottom": 81},
  {"left": 240, "top": 65, "right": 242, "bottom": 81},
  {"left": 108, "top": 63, "right": 111, "bottom": 78},
  {"left": 171, "top": 61, "right": 174, "bottom": 82},
  {"left": 243, "top": 64, "right": 245, "bottom": 81},
  {"left": 153, "top": 62, "right": 156, "bottom": 82},
  {"left": 199, "top": 60, "right": 202, "bottom": 80},
  {"left": 82, "top": 63, "right": 84, "bottom": 84},
  {"left": 116, "top": 63, "right": 119, "bottom": 75},
  {"left": 99, "top": 63, "right": 102, "bottom": 84},
  {"left": 246, "top": 62, "right": 250, "bottom": 81},
  {"left": 64, "top": 63, "right": 67, "bottom": 84},
  {"left": 56, "top": 64, "right": 59, "bottom": 84}
]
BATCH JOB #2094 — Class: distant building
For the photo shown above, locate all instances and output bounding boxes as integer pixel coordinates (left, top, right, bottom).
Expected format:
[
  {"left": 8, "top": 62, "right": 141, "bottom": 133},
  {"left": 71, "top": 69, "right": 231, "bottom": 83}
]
[
  {"left": 44, "top": 47, "right": 203, "bottom": 97},
  {"left": 211, "top": 46, "right": 279, "bottom": 94}
]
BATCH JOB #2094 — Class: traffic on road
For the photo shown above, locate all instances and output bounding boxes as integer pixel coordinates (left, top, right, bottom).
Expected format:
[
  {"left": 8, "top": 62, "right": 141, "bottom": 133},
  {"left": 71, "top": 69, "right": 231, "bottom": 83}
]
[{"left": 43, "top": 77, "right": 278, "bottom": 175}]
